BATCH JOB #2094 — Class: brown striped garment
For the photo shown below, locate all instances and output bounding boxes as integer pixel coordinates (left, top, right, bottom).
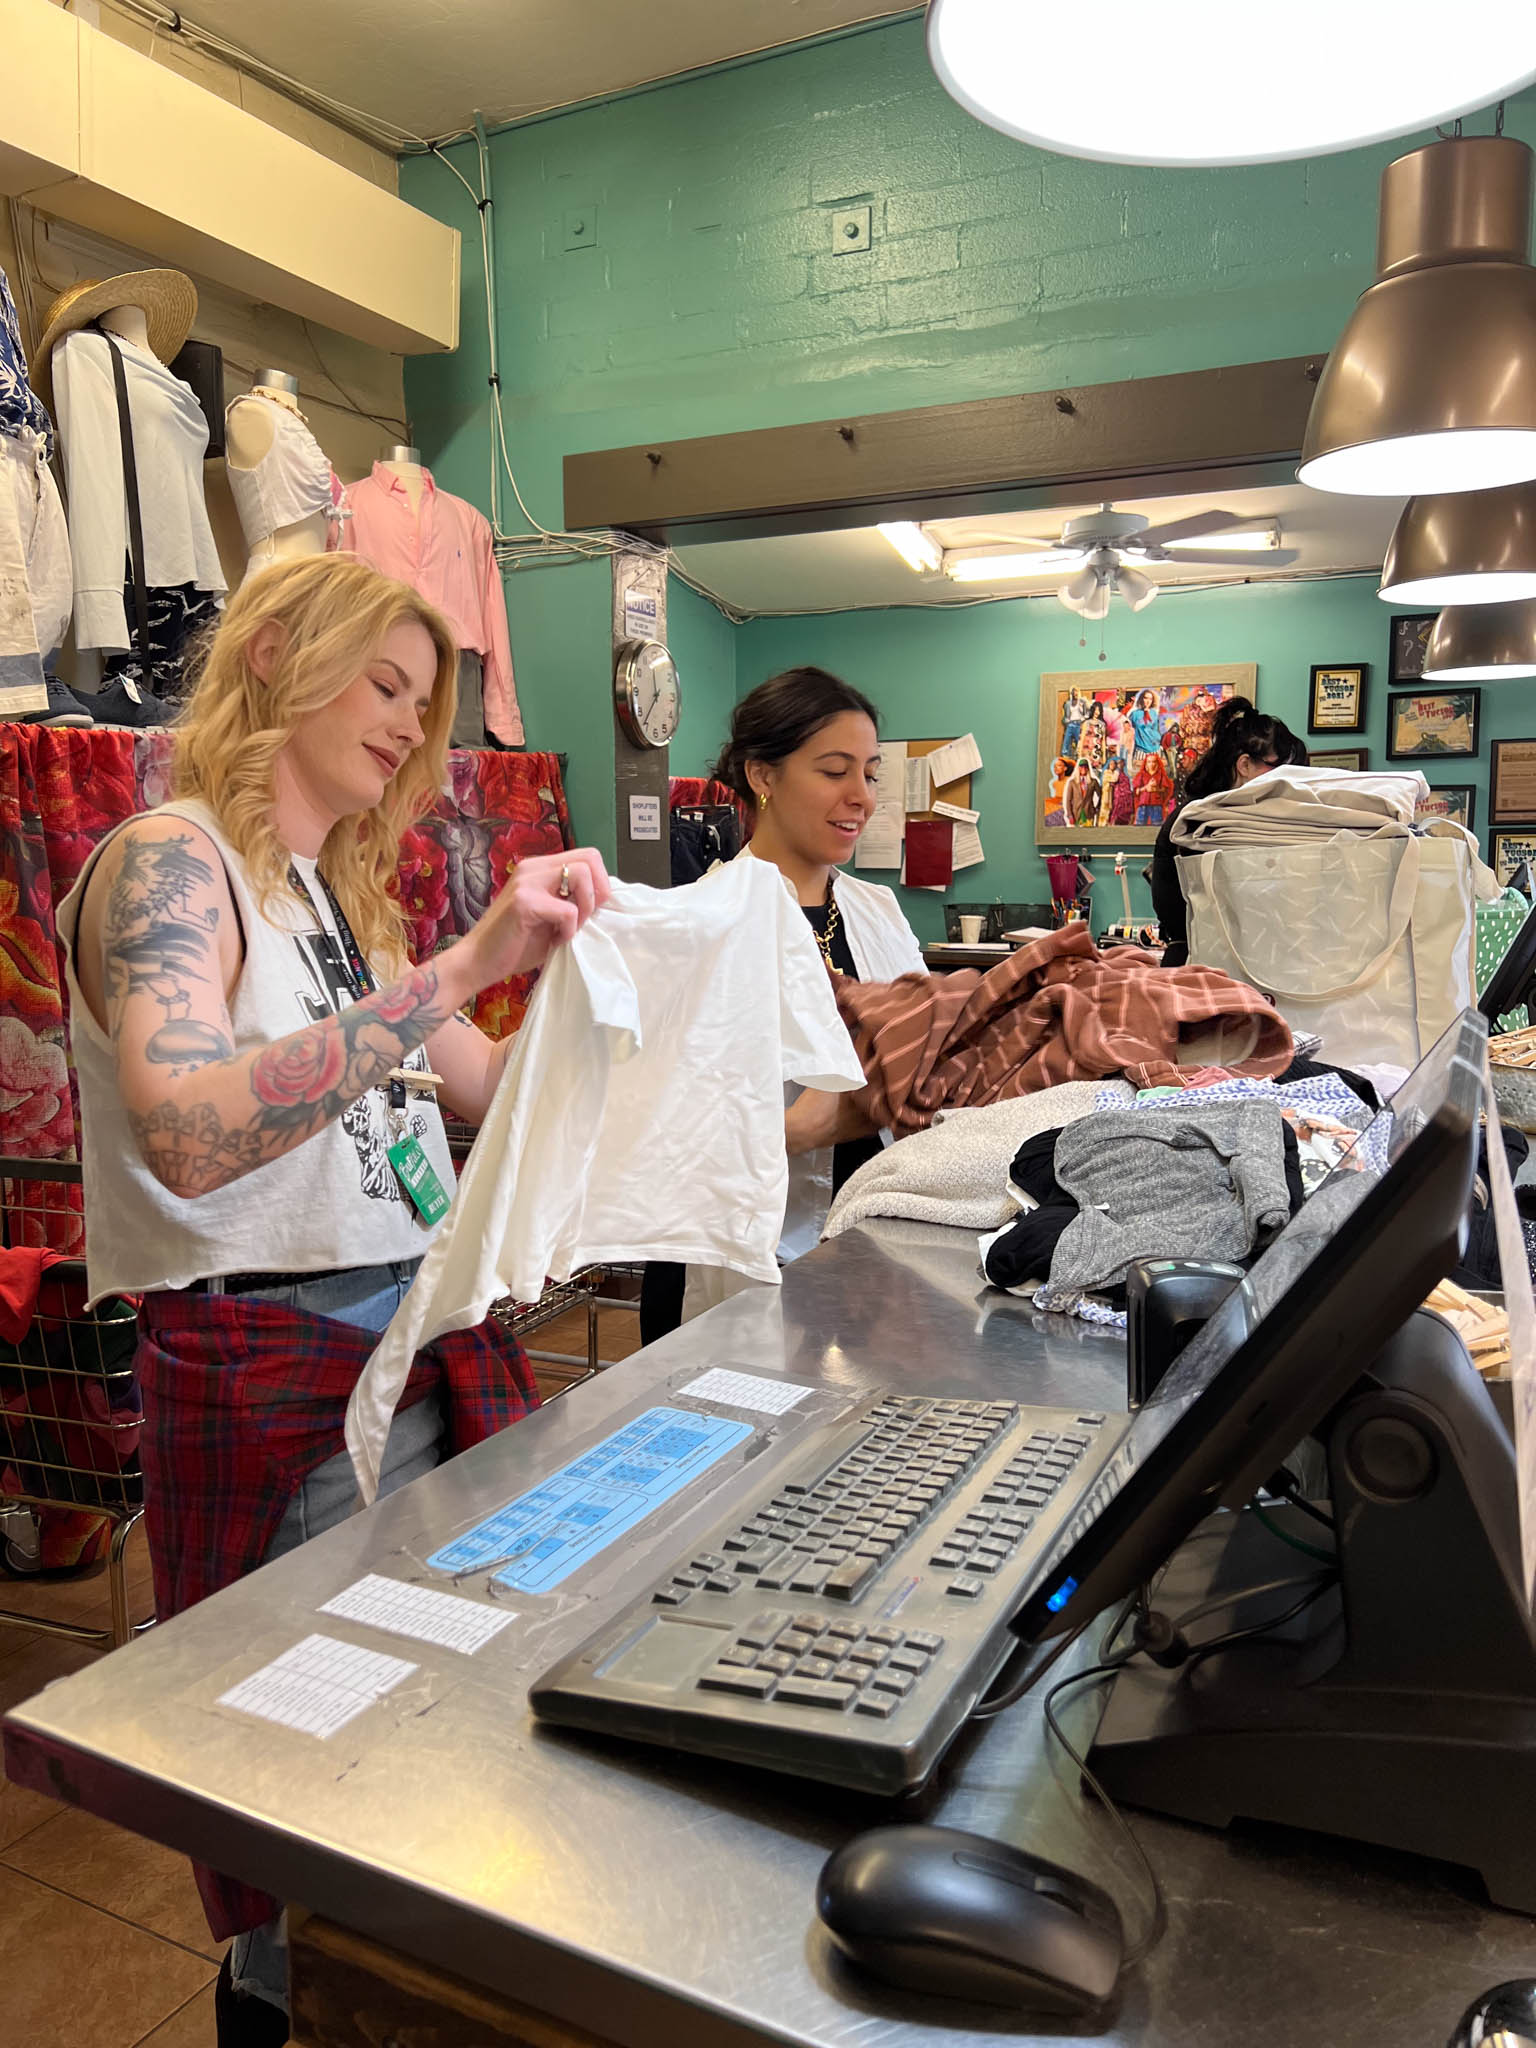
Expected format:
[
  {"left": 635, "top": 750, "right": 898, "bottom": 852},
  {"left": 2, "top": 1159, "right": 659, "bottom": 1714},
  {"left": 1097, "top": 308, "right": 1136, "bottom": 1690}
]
[{"left": 833, "top": 922, "right": 1294, "bottom": 1134}]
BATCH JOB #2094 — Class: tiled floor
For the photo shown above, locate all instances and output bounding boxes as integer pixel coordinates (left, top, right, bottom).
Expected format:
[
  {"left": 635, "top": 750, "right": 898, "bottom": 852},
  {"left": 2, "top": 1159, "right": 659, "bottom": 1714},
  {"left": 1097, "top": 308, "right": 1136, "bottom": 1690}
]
[
  {"left": 0, "top": 1285, "right": 649, "bottom": 2047},
  {"left": 0, "top": 1525, "right": 220, "bottom": 2048}
]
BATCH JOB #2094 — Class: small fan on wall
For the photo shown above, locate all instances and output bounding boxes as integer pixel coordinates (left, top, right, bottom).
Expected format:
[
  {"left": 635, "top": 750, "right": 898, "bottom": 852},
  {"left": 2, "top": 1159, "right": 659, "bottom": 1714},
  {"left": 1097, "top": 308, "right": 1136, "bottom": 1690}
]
[{"left": 878, "top": 505, "right": 1297, "bottom": 617}]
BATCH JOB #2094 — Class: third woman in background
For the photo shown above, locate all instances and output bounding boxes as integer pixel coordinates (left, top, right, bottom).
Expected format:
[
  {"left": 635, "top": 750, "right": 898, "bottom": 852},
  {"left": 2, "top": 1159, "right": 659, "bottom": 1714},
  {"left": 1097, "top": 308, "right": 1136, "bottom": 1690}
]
[{"left": 1149, "top": 695, "right": 1307, "bottom": 966}]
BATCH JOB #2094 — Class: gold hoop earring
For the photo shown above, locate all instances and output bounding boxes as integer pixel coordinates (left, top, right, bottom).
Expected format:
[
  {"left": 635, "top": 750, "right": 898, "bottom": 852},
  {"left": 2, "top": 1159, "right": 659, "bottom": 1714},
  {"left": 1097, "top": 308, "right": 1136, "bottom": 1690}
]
[{"left": 758, "top": 791, "right": 769, "bottom": 810}]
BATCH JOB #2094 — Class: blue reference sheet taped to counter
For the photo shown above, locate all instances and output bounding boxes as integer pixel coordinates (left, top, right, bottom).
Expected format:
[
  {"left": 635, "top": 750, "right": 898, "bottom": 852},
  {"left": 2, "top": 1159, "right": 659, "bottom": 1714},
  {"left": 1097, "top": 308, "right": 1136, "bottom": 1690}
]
[{"left": 426, "top": 1407, "right": 755, "bottom": 1594}]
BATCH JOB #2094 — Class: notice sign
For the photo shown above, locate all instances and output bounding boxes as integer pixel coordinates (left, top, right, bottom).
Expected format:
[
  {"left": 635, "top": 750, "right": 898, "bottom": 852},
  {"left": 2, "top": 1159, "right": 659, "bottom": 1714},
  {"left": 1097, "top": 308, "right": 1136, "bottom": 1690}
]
[
  {"left": 623, "top": 585, "right": 659, "bottom": 643},
  {"left": 628, "top": 794, "right": 662, "bottom": 841}
]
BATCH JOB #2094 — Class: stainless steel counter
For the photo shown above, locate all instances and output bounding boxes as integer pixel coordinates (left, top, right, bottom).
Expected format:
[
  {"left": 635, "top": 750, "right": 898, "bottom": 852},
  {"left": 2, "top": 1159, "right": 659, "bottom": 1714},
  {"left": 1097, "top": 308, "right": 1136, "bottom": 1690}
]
[{"left": 5, "top": 1220, "right": 1530, "bottom": 2046}]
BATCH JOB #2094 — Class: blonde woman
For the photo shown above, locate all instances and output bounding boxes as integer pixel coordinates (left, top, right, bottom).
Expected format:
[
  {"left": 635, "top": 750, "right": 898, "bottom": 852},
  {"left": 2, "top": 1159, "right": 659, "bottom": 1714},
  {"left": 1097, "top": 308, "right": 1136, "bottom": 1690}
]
[{"left": 59, "top": 553, "right": 607, "bottom": 2042}]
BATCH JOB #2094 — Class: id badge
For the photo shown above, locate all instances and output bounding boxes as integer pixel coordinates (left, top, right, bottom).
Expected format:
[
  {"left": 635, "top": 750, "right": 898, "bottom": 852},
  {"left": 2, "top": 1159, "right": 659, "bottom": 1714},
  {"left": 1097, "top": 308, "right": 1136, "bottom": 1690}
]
[{"left": 386, "top": 1134, "right": 452, "bottom": 1225}]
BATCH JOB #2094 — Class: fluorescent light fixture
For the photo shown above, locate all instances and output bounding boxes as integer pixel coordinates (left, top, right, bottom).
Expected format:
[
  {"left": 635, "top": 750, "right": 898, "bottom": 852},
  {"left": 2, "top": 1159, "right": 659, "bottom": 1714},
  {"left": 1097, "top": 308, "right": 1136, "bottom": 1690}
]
[
  {"left": 1379, "top": 483, "right": 1536, "bottom": 605},
  {"left": 1162, "top": 523, "right": 1280, "bottom": 553},
  {"left": 926, "top": 0, "right": 1536, "bottom": 167},
  {"left": 944, "top": 547, "right": 1083, "bottom": 582},
  {"left": 1301, "top": 138, "right": 1536, "bottom": 498},
  {"left": 876, "top": 522, "right": 942, "bottom": 573}
]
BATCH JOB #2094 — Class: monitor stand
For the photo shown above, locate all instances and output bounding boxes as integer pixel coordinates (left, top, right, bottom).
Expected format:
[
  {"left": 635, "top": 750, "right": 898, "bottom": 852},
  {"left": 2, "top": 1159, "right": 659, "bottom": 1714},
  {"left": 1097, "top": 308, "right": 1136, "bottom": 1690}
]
[{"left": 1089, "top": 1301, "right": 1536, "bottom": 1912}]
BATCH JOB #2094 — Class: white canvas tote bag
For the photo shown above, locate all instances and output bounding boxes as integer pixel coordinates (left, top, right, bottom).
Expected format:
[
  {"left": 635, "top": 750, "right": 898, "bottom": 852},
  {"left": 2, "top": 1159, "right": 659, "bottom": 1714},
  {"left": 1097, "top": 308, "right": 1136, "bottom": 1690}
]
[{"left": 1181, "top": 822, "right": 1478, "bottom": 1067}]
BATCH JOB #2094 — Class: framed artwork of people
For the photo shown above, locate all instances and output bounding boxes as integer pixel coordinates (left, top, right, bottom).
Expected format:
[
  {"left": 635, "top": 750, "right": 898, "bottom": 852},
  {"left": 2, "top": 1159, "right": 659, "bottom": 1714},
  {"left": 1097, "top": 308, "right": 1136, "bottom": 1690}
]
[{"left": 1036, "top": 663, "right": 1255, "bottom": 849}]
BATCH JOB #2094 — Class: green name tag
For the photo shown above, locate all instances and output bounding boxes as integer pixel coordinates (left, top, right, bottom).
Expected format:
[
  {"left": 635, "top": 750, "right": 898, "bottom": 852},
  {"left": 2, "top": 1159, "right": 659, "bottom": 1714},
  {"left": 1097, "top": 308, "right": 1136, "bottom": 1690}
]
[{"left": 387, "top": 1134, "right": 452, "bottom": 1225}]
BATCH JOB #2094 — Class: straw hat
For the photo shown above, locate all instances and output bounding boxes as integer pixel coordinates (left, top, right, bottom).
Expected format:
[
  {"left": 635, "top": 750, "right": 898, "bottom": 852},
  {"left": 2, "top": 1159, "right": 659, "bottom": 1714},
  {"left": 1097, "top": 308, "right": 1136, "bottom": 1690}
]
[{"left": 29, "top": 268, "right": 197, "bottom": 396}]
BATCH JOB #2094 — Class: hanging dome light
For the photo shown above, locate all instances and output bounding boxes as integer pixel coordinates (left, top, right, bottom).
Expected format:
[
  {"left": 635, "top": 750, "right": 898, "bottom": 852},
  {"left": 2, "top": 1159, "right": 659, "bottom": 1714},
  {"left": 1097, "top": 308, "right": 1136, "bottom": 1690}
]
[
  {"left": 925, "top": 0, "right": 1536, "bottom": 168},
  {"left": 1299, "top": 137, "right": 1536, "bottom": 498},
  {"left": 1380, "top": 481, "right": 1536, "bottom": 604},
  {"left": 1423, "top": 597, "right": 1536, "bottom": 678}
]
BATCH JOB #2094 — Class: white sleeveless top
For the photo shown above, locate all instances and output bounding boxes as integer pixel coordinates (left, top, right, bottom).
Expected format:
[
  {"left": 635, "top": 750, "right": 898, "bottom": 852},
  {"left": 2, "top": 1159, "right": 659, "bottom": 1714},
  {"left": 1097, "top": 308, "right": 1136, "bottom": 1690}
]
[
  {"left": 224, "top": 396, "right": 335, "bottom": 543},
  {"left": 60, "top": 797, "right": 454, "bottom": 1305}
]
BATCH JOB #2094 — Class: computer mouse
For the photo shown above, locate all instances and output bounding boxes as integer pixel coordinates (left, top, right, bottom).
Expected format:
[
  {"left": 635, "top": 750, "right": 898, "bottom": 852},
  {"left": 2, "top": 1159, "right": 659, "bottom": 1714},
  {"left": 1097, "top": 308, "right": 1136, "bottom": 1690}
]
[
  {"left": 1447, "top": 1980, "right": 1536, "bottom": 2048},
  {"left": 816, "top": 1822, "right": 1124, "bottom": 2017}
]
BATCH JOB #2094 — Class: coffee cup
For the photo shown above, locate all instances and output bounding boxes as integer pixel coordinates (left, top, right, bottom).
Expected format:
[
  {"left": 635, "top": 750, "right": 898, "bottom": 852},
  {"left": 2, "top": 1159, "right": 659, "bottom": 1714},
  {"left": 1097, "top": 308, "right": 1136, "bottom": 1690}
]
[{"left": 958, "top": 915, "right": 985, "bottom": 945}]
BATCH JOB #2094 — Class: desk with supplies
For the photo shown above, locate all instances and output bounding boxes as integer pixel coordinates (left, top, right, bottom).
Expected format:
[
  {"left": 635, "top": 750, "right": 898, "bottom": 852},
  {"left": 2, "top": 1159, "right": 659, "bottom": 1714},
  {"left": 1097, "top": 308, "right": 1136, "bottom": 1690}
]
[{"left": 4, "top": 1219, "right": 1532, "bottom": 2048}]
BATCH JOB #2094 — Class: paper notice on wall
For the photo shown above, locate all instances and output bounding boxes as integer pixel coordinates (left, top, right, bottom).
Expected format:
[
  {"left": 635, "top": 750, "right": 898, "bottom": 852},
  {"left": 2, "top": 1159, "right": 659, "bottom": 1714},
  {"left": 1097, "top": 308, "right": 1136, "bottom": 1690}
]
[
  {"left": 904, "top": 755, "right": 932, "bottom": 813},
  {"left": 932, "top": 799, "right": 980, "bottom": 824},
  {"left": 952, "top": 822, "right": 985, "bottom": 872},
  {"left": 925, "top": 733, "right": 983, "bottom": 788},
  {"left": 628, "top": 794, "right": 662, "bottom": 841},
  {"left": 855, "top": 802, "right": 904, "bottom": 869},
  {"left": 622, "top": 585, "right": 659, "bottom": 642},
  {"left": 874, "top": 741, "right": 908, "bottom": 810}
]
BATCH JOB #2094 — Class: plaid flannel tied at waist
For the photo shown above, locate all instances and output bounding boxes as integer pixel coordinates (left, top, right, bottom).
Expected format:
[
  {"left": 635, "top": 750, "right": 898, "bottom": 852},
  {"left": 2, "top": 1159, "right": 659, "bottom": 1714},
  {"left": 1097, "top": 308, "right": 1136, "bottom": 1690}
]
[
  {"left": 834, "top": 921, "right": 1294, "bottom": 1135},
  {"left": 135, "top": 1287, "right": 539, "bottom": 1940}
]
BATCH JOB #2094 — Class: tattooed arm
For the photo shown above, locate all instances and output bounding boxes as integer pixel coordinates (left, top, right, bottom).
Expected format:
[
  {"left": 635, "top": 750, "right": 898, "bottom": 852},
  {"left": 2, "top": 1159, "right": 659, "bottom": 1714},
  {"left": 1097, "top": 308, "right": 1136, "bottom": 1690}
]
[{"left": 79, "top": 816, "right": 610, "bottom": 1198}]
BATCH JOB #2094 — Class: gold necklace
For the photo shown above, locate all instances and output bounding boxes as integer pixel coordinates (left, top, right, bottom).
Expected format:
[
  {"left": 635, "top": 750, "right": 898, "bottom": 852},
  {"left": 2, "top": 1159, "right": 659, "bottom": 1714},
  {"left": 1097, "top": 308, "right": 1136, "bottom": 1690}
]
[{"left": 812, "top": 880, "right": 842, "bottom": 973}]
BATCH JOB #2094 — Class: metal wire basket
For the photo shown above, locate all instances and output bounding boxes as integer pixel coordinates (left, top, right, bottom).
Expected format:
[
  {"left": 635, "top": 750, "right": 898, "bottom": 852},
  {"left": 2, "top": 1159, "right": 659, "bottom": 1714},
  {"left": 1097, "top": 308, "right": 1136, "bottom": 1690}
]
[{"left": 0, "top": 1158, "right": 149, "bottom": 1649}]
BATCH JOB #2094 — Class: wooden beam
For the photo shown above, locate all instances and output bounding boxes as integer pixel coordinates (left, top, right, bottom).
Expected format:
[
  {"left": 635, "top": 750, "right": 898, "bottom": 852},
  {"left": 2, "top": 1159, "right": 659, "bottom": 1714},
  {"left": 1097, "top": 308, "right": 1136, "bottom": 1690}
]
[{"left": 564, "top": 355, "right": 1324, "bottom": 543}]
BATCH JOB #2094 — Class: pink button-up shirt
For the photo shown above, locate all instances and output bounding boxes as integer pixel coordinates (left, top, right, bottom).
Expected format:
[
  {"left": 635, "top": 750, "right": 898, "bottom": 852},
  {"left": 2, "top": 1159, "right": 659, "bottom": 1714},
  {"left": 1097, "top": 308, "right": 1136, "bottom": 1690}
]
[{"left": 343, "top": 464, "right": 522, "bottom": 745}]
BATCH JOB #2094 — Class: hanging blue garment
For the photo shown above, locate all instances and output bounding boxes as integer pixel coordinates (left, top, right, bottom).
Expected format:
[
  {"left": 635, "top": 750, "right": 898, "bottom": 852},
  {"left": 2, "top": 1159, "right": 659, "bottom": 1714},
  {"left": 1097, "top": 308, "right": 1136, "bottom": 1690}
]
[{"left": 0, "top": 266, "right": 54, "bottom": 456}]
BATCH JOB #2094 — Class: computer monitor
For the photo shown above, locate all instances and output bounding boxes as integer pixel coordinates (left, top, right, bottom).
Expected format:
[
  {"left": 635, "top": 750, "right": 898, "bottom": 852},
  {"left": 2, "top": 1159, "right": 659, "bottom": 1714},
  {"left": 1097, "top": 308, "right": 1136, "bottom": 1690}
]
[
  {"left": 1479, "top": 893, "right": 1536, "bottom": 1026},
  {"left": 1010, "top": 1008, "right": 1488, "bottom": 1647}
]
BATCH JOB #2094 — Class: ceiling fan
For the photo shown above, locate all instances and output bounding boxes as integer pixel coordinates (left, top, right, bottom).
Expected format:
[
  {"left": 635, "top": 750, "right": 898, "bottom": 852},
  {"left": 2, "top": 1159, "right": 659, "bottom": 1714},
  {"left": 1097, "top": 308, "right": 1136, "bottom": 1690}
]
[{"left": 917, "top": 505, "right": 1299, "bottom": 616}]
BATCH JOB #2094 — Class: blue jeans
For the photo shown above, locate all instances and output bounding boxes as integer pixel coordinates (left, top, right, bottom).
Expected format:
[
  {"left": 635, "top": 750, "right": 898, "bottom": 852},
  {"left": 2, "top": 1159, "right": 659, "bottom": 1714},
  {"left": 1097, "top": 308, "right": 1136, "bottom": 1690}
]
[{"left": 228, "top": 1258, "right": 441, "bottom": 2014}]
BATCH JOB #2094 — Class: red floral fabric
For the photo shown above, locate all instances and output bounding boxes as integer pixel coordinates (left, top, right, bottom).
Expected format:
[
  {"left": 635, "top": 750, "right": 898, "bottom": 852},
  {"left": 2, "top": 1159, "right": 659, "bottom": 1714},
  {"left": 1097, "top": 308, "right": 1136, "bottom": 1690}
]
[
  {"left": 670, "top": 775, "right": 751, "bottom": 841},
  {"left": 0, "top": 727, "right": 572, "bottom": 1239}
]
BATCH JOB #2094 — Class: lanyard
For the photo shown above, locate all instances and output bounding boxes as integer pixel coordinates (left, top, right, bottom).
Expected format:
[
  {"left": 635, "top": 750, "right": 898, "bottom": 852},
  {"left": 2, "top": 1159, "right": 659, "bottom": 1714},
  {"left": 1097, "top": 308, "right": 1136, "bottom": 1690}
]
[
  {"left": 288, "top": 862, "right": 407, "bottom": 1114},
  {"left": 288, "top": 862, "right": 375, "bottom": 999}
]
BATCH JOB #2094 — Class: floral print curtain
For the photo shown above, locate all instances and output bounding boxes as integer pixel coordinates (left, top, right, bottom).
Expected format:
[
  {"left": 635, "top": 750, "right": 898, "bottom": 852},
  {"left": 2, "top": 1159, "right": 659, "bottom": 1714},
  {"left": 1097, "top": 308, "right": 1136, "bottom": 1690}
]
[{"left": 0, "top": 726, "right": 571, "bottom": 1243}]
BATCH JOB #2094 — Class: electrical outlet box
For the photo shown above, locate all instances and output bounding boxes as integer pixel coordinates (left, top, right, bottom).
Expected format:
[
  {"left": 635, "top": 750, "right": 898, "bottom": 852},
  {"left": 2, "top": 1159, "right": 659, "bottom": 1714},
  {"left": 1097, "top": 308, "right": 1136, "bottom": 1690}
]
[
  {"left": 564, "top": 206, "right": 599, "bottom": 252},
  {"left": 830, "top": 205, "right": 872, "bottom": 254}
]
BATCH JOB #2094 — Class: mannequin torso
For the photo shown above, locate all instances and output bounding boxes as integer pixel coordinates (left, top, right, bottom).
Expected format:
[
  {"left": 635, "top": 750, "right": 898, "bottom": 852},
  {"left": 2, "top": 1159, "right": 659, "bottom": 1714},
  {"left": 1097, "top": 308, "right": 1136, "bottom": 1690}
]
[{"left": 225, "top": 372, "right": 333, "bottom": 573}]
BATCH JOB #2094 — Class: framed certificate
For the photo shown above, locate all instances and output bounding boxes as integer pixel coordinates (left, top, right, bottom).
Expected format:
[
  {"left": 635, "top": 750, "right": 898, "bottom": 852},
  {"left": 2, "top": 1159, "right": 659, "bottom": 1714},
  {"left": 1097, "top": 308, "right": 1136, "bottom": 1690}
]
[
  {"left": 1308, "top": 746, "right": 1369, "bottom": 771},
  {"left": 1490, "top": 739, "right": 1536, "bottom": 825},
  {"left": 1386, "top": 688, "right": 1480, "bottom": 760},
  {"left": 1308, "top": 663, "right": 1367, "bottom": 733},
  {"left": 1490, "top": 827, "right": 1536, "bottom": 892},
  {"left": 1415, "top": 783, "right": 1475, "bottom": 832}
]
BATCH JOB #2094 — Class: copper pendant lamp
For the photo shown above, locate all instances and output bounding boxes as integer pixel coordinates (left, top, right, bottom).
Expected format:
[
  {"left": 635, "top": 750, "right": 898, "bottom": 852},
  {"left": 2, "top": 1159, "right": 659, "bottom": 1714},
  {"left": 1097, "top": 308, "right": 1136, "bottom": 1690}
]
[
  {"left": 1380, "top": 480, "right": 1536, "bottom": 604},
  {"left": 1299, "top": 136, "right": 1536, "bottom": 498},
  {"left": 1423, "top": 598, "right": 1536, "bottom": 679}
]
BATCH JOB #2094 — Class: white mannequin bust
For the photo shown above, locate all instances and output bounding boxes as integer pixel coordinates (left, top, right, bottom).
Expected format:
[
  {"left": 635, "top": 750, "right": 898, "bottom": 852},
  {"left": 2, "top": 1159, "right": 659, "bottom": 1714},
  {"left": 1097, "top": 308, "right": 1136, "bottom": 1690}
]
[
  {"left": 380, "top": 441, "right": 426, "bottom": 516},
  {"left": 226, "top": 368, "right": 331, "bottom": 569},
  {"left": 95, "top": 303, "right": 152, "bottom": 353}
]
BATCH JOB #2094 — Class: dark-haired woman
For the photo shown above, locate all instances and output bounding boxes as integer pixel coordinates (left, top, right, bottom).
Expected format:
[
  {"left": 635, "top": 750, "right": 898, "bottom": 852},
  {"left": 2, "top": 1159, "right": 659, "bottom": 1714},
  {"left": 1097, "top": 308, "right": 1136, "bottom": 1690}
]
[
  {"left": 725, "top": 666, "right": 923, "bottom": 1229},
  {"left": 1148, "top": 695, "right": 1307, "bottom": 966},
  {"left": 643, "top": 667, "right": 922, "bottom": 1335}
]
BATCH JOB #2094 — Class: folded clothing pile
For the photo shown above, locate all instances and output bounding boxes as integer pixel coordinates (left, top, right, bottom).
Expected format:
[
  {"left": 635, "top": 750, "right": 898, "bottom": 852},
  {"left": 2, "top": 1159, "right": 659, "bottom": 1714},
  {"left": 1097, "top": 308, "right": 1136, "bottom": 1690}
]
[
  {"left": 822, "top": 1079, "right": 1128, "bottom": 1240},
  {"left": 984, "top": 1099, "right": 1294, "bottom": 1317},
  {"left": 833, "top": 920, "right": 1293, "bottom": 1136}
]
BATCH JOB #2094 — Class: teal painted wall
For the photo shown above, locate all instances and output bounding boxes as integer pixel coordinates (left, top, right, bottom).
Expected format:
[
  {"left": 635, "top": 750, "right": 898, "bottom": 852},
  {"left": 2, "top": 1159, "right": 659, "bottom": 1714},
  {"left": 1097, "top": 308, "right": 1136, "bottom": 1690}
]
[
  {"left": 400, "top": 19, "right": 1536, "bottom": 858},
  {"left": 735, "top": 584, "right": 1536, "bottom": 941},
  {"left": 667, "top": 577, "right": 738, "bottom": 785}
]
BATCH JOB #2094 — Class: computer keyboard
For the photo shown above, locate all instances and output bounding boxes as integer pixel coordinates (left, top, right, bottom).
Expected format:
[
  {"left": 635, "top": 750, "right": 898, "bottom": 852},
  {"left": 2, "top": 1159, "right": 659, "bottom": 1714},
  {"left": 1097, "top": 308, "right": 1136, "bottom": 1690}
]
[{"left": 531, "top": 1393, "right": 1115, "bottom": 1793}]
